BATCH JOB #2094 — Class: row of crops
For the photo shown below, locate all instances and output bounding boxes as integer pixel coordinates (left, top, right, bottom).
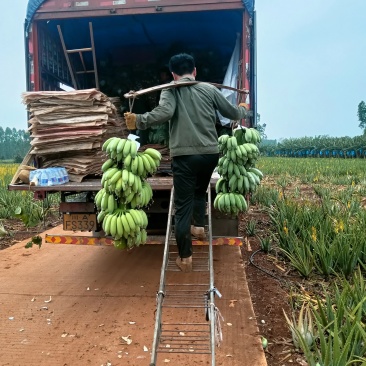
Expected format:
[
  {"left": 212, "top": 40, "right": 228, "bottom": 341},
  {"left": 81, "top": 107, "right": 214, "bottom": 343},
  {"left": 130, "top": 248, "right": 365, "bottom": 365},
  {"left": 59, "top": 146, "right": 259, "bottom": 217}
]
[
  {"left": 261, "top": 134, "right": 366, "bottom": 158},
  {"left": 252, "top": 157, "right": 366, "bottom": 365}
]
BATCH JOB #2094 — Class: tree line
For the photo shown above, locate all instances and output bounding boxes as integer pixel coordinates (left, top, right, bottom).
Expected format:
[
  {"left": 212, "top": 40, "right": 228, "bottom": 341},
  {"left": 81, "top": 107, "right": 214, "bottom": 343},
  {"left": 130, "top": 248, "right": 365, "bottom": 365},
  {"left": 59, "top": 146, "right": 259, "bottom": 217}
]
[
  {"left": 358, "top": 101, "right": 366, "bottom": 133},
  {"left": 0, "top": 127, "right": 30, "bottom": 162}
]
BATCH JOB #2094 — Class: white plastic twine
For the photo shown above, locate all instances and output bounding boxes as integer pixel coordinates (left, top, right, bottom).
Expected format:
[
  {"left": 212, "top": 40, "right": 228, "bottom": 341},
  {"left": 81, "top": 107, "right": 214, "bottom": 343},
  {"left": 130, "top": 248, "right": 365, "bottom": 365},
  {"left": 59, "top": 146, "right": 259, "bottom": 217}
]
[{"left": 213, "top": 304, "right": 224, "bottom": 347}]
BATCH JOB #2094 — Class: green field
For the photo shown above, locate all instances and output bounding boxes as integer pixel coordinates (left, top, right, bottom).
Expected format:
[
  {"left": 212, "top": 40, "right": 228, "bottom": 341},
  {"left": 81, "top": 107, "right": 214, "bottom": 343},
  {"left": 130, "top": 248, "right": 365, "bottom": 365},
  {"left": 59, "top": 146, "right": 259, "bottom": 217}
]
[
  {"left": 251, "top": 157, "right": 366, "bottom": 365},
  {"left": 257, "top": 156, "right": 366, "bottom": 185}
]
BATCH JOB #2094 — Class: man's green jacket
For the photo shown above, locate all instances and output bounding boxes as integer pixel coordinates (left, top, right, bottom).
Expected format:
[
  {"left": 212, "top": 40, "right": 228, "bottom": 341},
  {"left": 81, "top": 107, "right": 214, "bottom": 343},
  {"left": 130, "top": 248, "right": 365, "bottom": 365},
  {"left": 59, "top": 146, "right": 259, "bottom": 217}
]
[{"left": 136, "top": 76, "right": 251, "bottom": 157}]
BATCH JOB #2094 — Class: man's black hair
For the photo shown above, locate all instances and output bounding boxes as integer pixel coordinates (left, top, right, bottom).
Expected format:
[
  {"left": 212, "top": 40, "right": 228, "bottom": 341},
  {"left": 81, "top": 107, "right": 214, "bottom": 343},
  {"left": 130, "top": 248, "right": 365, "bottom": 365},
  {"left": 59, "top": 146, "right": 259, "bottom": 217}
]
[{"left": 169, "top": 53, "right": 195, "bottom": 76}]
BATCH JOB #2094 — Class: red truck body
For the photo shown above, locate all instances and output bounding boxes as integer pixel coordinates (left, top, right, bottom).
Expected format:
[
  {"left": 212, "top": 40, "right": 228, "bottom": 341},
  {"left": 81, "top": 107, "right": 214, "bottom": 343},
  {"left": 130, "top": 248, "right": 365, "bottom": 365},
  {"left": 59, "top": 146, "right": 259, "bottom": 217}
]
[{"left": 11, "top": 0, "right": 257, "bottom": 240}]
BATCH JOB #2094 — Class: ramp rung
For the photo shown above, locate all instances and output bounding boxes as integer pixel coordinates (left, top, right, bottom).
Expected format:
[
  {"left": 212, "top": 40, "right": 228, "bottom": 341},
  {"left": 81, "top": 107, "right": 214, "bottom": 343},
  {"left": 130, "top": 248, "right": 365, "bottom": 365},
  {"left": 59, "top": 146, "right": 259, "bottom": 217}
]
[
  {"left": 166, "top": 267, "right": 208, "bottom": 272},
  {"left": 163, "top": 297, "right": 208, "bottom": 307},
  {"left": 168, "top": 252, "right": 209, "bottom": 258},
  {"left": 162, "top": 287, "right": 209, "bottom": 313},
  {"left": 157, "top": 348, "right": 211, "bottom": 354},
  {"left": 166, "top": 263, "right": 209, "bottom": 272},
  {"left": 160, "top": 337, "right": 210, "bottom": 343},
  {"left": 157, "top": 323, "right": 211, "bottom": 352},
  {"left": 167, "top": 251, "right": 209, "bottom": 272}
]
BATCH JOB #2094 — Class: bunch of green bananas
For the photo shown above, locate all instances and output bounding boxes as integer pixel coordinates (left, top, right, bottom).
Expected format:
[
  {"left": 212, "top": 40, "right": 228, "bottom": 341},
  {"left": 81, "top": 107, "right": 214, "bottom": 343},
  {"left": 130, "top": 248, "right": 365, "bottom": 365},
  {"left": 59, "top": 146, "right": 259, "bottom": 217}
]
[
  {"left": 213, "top": 192, "right": 248, "bottom": 215},
  {"left": 102, "top": 136, "right": 138, "bottom": 162},
  {"left": 215, "top": 166, "right": 263, "bottom": 195},
  {"left": 102, "top": 208, "right": 148, "bottom": 249},
  {"left": 124, "top": 150, "right": 161, "bottom": 178},
  {"left": 218, "top": 135, "right": 260, "bottom": 168},
  {"left": 215, "top": 130, "right": 264, "bottom": 215},
  {"left": 95, "top": 137, "right": 162, "bottom": 249},
  {"left": 102, "top": 137, "right": 162, "bottom": 171},
  {"left": 139, "top": 181, "right": 153, "bottom": 208},
  {"left": 101, "top": 168, "right": 141, "bottom": 199},
  {"left": 233, "top": 126, "right": 262, "bottom": 145}
]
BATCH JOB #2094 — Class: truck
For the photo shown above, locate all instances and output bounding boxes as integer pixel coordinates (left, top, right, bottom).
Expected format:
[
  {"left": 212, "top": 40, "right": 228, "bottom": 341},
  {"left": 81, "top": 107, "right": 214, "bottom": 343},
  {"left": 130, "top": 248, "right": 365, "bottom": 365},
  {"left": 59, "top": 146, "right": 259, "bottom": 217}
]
[
  {"left": 10, "top": 0, "right": 257, "bottom": 243},
  {"left": 7, "top": 2, "right": 263, "bottom": 364}
]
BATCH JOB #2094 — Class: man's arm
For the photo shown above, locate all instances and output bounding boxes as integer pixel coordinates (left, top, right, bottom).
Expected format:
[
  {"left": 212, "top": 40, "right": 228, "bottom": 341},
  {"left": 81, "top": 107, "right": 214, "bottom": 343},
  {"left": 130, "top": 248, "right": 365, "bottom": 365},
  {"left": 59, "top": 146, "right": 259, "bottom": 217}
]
[
  {"left": 136, "top": 89, "right": 176, "bottom": 130},
  {"left": 212, "top": 88, "right": 252, "bottom": 121}
]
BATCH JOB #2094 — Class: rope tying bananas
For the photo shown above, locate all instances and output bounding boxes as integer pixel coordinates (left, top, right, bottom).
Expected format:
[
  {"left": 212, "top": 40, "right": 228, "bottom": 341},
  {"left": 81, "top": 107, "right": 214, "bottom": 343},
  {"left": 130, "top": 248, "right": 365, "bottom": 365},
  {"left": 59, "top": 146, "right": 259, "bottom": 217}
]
[
  {"left": 214, "top": 127, "right": 264, "bottom": 215},
  {"left": 95, "top": 137, "right": 162, "bottom": 249}
]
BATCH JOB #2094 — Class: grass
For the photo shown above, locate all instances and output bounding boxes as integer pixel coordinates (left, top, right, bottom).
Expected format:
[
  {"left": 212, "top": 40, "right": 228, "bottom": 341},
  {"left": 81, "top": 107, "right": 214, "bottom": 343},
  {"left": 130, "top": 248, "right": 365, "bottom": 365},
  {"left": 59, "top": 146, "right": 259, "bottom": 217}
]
[{"left": 0, "top": 164, "right": 60, "bottom": 227}]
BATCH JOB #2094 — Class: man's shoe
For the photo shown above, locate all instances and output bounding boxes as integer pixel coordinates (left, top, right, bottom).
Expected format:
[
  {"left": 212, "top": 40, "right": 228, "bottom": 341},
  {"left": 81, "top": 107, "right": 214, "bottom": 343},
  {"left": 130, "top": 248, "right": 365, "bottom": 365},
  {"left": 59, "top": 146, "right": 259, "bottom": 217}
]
[
  {"left": 191, "top": 225, "right": 206, "bottom": 240},
  {"left": 176, "top": 256, "right": 193, "bottom": 272}
]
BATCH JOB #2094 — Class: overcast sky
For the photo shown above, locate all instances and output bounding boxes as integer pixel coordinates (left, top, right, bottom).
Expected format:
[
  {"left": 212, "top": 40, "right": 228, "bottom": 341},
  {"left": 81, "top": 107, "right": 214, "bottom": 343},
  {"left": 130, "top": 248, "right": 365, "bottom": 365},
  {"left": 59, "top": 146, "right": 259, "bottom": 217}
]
[{"left": 0, "top": 0, "right": 365, "bottom": 140}]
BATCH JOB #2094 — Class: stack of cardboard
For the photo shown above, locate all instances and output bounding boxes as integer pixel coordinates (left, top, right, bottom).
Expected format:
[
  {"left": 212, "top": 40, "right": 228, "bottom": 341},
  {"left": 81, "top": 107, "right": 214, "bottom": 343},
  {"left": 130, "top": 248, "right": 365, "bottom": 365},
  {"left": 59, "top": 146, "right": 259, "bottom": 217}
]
[{"left": 22, "top": 89, "right": 124, "bottom": 182}]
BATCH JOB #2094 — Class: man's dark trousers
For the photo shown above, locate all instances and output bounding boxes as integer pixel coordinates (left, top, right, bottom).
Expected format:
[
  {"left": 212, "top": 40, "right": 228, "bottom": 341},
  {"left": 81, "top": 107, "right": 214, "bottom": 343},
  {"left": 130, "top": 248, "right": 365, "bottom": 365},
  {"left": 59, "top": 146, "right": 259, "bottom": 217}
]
[{"left": 172, "top": 153, "right": 219, "bottom": 259}]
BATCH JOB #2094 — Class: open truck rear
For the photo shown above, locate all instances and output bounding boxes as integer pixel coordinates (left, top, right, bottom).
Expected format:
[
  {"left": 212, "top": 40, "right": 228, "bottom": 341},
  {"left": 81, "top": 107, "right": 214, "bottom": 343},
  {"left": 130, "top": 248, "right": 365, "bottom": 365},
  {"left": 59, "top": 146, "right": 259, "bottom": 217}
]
[{"left": 9, "top": 0, "right": 257, "bottom": 242}]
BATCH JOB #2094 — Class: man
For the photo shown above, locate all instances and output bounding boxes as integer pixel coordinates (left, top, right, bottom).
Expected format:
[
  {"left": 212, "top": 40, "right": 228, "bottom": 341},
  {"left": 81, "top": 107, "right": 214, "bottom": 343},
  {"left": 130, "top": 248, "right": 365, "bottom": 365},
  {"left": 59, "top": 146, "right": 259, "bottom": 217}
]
[{"left": 124, "top": 53, "right": 251, "bottom": 272}]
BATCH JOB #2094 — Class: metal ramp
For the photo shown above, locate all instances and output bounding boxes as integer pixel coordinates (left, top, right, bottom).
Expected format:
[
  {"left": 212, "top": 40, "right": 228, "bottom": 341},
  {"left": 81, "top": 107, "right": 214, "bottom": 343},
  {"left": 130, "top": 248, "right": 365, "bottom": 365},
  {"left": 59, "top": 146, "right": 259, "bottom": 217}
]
[{"left": 150, "top": 188, "right": 221, "bottom": 365}]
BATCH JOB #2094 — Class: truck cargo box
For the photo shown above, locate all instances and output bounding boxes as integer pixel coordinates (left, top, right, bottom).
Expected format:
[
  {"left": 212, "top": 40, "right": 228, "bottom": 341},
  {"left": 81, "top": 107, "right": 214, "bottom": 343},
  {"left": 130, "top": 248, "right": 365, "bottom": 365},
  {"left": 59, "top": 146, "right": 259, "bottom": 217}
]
[
  {"left": 9, "top": 0, "right": 257, "bottom": 238},
  {"left": 24, "top": 0, "right": 256, "bottom": 112}
]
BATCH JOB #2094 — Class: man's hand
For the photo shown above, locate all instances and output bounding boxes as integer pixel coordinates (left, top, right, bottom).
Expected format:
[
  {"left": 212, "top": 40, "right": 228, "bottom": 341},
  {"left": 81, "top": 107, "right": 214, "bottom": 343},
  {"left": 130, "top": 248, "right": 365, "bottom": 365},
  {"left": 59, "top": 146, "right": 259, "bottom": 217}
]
[
  {"left": 239, "top": 102, "right": 249, "bottom": 110},
  {"left": 239, "top": 103, "right": 253, "bottom": 117},
  {"left": 124, "top": 112, "right": 137, "bottom": 130}
]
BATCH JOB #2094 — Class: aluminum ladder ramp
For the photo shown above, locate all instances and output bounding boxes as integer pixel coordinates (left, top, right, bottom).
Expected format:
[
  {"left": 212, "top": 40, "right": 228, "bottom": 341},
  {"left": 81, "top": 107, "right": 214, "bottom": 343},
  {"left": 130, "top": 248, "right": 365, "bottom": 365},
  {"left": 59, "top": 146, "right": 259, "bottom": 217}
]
[{"left": 150, "top": 188, "right": 220, "bottom": 366}]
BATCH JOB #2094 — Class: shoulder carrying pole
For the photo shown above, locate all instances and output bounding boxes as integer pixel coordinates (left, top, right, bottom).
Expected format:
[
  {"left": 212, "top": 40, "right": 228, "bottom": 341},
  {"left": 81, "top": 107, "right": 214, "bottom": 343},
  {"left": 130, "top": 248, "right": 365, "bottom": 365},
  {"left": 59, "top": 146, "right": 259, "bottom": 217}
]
[{"left": 124, "top": 81, "right": 249, "bottom": 99}]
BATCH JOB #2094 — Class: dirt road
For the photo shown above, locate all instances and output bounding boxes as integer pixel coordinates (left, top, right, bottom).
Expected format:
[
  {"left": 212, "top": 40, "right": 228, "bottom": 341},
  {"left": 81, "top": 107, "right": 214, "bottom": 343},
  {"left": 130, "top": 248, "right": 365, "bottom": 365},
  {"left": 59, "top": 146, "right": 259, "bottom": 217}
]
[{"left": 0, "top": 226, "right": 267, "bottom": 366}]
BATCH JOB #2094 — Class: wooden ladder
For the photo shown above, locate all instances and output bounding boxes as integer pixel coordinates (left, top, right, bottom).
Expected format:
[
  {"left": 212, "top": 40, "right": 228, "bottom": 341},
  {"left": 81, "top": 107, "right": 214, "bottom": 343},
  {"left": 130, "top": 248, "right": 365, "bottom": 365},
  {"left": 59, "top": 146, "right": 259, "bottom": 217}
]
[{"left": 57, "top": 22, "right": 99, "bottom": 90}]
